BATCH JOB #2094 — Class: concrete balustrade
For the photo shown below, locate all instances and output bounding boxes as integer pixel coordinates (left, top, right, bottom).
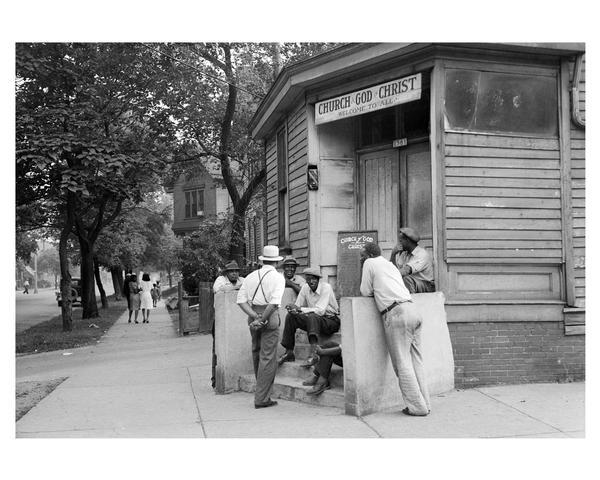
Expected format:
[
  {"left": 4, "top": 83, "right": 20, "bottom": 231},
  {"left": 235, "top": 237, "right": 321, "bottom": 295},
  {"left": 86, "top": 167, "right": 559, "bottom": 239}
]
[
  {"left": 214, "top": 289, "right": 296, "bottom": 393},
  {"left": 214, "top": 289, "right": 454, "bottom": 416},
  {"left": 341, "top": 292, "right": 454, "bottom": 416}
]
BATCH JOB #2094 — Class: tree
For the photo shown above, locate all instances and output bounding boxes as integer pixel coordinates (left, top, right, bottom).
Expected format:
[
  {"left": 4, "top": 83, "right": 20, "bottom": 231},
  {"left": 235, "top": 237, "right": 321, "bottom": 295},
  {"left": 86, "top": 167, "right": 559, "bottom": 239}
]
[
  {"left": 151, "top": 43, "right": 338, "bottom": 265},
  {"left": 37, "top": 245, "right": 61, "bottom": 289},
  {"left": 16, "top": 43, "right": 173, "bottom": 328}
]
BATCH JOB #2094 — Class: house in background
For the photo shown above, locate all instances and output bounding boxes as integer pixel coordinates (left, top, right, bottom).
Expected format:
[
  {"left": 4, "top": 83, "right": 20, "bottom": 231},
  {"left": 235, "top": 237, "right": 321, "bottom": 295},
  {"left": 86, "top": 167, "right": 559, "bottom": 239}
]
[
  {"left": 165, "top": 161, "right": 266, "bottom": 265},
  {"left": 165, "top": 163, "right": 232, "bottom": 236}
]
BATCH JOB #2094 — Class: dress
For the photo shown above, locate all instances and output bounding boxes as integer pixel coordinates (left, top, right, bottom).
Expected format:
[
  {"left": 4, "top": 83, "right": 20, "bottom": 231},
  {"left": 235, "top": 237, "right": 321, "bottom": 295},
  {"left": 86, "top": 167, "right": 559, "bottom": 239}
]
[
  {"left": 129, "top": 281, "right": 141, "bottom": 310},
  {"left": 139, "top": 280, "right": 154, "bottom": 309}
]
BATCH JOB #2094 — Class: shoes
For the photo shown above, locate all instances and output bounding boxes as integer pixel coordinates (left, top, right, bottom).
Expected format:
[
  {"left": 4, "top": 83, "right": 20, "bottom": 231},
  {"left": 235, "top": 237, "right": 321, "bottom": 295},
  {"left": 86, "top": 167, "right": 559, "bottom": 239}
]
[
  {"left": 134, "top": 320, "right": 139, "bottom": 324},
  {"left": 401, "top": 407, "right": 429, "bottom": 416},
  {"left": 128, "top": 320, "right": 131, "bottom": 323},
  {"left": 255, "top": 399, "right": 278, "bottom": 409},
  {"left": 301, "top": 355, "right": 319, "bottom": 368},
  {"left": 307, "top": 380, "right": 330, "bottom": 396},
  {"left": 302, "top": 375, "right": 319, "bottom": 386},
  {"left": 278, "top": 351, "right": 295, "bottom": 365}
]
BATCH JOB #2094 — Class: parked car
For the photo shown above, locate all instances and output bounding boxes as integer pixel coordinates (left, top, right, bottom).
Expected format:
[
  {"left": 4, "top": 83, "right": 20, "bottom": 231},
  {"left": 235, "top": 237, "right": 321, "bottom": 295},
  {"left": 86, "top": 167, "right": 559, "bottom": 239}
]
[{"left": 56, "top": 278, "right": 82, "bottom": 307}]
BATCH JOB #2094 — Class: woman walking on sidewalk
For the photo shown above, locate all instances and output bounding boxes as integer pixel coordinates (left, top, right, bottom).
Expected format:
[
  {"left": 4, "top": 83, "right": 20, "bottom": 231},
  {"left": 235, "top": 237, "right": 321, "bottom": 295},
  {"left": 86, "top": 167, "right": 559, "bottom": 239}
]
[
  {"left": 128, "top": 274, "right": 141, "bottom": 324},
  {"left": 139, "top": 273, "right": 154, "bottom": 323}
]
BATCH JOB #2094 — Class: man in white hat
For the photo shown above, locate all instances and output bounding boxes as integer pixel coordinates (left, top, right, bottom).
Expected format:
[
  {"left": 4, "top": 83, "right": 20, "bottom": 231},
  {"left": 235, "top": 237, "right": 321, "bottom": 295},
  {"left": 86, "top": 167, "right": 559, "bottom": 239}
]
[
  {"left": 278, "top": 266, "right": 340, "bottom": 368},
  {"left": 389, "top": 227, "right": 435, "bottom": 293},
  {"left": 237, "top": 245, "right": 286, "bottom": 409},
  {"left": 361, "top": 241, "right": 430, "bottom": 416}
]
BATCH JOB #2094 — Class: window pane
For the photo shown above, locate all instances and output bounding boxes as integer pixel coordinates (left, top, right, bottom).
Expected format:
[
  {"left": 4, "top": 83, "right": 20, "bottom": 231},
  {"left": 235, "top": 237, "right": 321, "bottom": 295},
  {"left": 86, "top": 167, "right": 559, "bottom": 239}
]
[
  {"left": 445, "top": 69, "right": 558, "bottom": 136},
  {"left": 191, "top": 191, "right": 197, "bottom": 216},
  {"left": 185, "top": 191, "right": 191, "bottom": 218},
  {"left": 198, "top": 189, "right": 204, "bottom": 212}
]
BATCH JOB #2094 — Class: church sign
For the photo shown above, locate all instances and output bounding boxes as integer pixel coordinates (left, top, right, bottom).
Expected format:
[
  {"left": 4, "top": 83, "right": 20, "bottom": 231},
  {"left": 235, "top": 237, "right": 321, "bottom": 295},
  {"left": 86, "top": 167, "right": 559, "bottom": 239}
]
[{"left": 315, "top": 73, "right": 421, "bottom": 125}]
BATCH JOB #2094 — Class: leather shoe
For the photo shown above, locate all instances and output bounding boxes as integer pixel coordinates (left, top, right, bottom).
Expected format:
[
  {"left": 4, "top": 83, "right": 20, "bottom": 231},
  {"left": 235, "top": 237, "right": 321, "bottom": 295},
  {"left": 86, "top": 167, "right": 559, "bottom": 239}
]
[
  {"left": 402, "top": 407, "right": 429, "bottom": 416},
  {"left": 301, "top": 354, "right": 319, "bottom": 368},
  {"left": 278, "top": 351, "right": 295, "bottom": 365},
  {"left": 255, "top": 399, "right": 278, "bottom": 409},
  {"left": 302, "top": 375, "right": 319, "bottom": 386},
  {"left": 307, "top": 380, "right": 330, "bottom": 396}
]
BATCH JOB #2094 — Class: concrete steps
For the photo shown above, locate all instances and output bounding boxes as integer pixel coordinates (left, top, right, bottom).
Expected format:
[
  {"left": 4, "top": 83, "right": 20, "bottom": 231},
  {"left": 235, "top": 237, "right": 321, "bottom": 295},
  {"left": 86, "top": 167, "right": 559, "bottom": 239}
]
[
  {"left": 239, "top": 371, "right": 345, "bottom": 409},
  {"left": 238, "top": 329, "right": 345, "bottom": 409}
]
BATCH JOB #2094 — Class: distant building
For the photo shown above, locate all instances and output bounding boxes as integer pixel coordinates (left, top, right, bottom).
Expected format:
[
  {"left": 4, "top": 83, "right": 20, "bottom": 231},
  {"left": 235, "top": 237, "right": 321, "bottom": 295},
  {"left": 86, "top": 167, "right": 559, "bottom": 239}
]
[
  {"left": 165, "top": 163, "right": 232, "bottom": 236},
  {"left": 166, "top": 161, "right": 266, "bottom": 266}
]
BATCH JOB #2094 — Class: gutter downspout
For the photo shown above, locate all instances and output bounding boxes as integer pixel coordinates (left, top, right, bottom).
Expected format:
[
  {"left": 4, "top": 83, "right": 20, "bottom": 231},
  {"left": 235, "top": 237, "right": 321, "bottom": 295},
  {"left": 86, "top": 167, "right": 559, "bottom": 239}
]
[{"left": 571, "top": 53, "right": 585, "bottom": 130}]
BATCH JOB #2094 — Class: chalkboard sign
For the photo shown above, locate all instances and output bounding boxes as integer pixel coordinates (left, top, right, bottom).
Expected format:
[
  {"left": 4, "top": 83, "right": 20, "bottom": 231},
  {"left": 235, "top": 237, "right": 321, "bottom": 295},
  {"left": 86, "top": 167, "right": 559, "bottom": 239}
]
[{"left": 336, "top": 230, "right": 378, "bottom": 298}]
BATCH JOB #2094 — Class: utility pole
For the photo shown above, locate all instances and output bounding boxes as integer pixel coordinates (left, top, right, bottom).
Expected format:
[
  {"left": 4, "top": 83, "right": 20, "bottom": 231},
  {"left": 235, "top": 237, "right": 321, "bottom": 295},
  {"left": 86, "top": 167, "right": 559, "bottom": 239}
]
[{"left": 33, "top": 252, "right": 38, "bottom": 294}]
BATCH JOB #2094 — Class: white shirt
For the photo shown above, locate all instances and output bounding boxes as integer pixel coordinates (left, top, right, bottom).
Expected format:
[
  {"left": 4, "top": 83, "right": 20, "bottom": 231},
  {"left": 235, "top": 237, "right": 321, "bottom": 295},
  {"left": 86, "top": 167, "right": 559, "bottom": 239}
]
[
  {"left": 395, "top": 246, "right": 434, "bottom": 283},
  {"left": 295, "top": 281, "right": 339, "bottom": 316},
  {"left": 360, "top": 255, "right": 412, "bottom": 312},
  {"left": 237, "top": 265, "right": 285, "bottom": 306},
  {"left": 213, "top": 275, "right": 245, "bottom": 293}
]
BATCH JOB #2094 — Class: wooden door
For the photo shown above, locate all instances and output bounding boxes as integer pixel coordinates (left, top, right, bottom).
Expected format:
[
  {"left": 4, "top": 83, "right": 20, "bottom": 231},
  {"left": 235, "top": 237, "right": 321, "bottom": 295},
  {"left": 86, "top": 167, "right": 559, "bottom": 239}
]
[
  {"left": 358, "top": 149, "right": 399, "bottom": 253},
  {"left": 400, "top": 143, "right": 433, "bottom": 252}
]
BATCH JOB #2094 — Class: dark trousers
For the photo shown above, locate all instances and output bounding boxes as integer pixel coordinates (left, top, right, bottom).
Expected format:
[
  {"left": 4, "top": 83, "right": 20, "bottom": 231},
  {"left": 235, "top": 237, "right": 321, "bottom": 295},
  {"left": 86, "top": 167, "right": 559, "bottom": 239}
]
[
  {"left": 250, "top": 309, "right": 280, "bottom": 405},
  {"left": 314, "top": 341, "right": 343, "bottom": 380},
  {"left": 281, "top": 311, "right": 340, "bottom": 351}
]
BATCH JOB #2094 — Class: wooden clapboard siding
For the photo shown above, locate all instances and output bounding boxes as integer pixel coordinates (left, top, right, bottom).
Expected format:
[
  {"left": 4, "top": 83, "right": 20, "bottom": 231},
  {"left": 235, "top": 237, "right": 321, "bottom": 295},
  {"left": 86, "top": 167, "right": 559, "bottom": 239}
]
[
  {"left": 265, "top": 136, "right": 278, "bottom": 245},
  {"left": 444, "top": 133, "right": 562, "bottom": 264},
  {"left": 569, "top": 56, "right": 586, "bottom": 308},
  {"left": 286, "top": 103, "right": 309, "bottom": 266}
]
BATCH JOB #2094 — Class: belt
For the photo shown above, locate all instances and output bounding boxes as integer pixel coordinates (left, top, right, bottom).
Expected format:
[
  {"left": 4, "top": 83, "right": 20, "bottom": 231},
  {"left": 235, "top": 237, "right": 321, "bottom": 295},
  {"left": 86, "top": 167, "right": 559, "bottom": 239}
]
[{"left": 380, "top": 300, "right": 409, "bottom": 315}]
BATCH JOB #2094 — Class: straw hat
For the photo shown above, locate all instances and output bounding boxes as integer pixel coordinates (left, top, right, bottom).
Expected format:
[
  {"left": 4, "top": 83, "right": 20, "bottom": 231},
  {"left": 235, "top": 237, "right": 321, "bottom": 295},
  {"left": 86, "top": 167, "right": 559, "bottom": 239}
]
[{"left": 259, "top": 245, "right": 283, "bottom": 262}]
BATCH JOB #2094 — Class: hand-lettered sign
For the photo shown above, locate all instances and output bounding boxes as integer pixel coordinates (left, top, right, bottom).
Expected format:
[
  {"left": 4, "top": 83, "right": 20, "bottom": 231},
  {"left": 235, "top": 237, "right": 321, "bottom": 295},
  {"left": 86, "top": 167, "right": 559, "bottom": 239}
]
[{"left": 336, "top": 230, "right": 378, "bottom": 298}]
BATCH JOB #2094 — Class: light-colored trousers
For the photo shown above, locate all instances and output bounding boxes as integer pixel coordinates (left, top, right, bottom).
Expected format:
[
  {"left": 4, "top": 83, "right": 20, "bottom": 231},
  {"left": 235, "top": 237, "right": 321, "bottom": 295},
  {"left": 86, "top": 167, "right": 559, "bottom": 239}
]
[
  {"left": 249, "top": 308, "right": 280, "bottom": 405},
  {"left": 383, "top": 301, "right": 430, "bottom": 415}
]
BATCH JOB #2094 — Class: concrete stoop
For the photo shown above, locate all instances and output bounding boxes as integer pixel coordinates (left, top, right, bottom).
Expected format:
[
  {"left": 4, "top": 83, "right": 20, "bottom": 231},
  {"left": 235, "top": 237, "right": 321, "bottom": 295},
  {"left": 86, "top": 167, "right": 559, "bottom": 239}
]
[
  {"left": 239, "top": 371, "right": 345, "bottom": 409},
  {"left": 238, "top": 330, "right": 345, "bottom": 409}
]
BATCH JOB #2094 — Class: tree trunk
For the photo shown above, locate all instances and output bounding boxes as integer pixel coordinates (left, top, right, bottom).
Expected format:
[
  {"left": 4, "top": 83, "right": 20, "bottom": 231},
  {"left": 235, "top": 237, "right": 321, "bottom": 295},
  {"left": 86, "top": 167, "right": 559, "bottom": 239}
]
[
  {"left": 167, "top": 266, "right": 172, "bottom": 287},
  {"left": 80, "top": 242, "right": 99, "bottom": 319},
  {"left": 228, "top": 211, "right": 246, "bottom": 266},
  {"left": 94, "top": 256, "right": 108, "bottom": 309},
  {"left": 110, "top": 266, "right": 122, "bottom": 301},
  {"left": 59, "top": 226, "right": 73, "bottom": 332}
]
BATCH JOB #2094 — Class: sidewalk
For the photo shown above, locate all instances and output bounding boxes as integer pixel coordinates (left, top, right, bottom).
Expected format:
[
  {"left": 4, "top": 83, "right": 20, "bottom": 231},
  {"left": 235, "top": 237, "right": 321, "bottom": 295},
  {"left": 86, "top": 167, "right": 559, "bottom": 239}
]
[{"left": 16, "top": 301, "right": 585, "bottom": 438}]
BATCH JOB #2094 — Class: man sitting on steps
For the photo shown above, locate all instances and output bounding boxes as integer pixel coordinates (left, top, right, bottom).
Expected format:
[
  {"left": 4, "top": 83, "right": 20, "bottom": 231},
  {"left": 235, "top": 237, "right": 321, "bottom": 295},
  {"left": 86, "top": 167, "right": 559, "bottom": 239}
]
[{"left": 278, "top": 267, "right": 340, "bottom": 368}]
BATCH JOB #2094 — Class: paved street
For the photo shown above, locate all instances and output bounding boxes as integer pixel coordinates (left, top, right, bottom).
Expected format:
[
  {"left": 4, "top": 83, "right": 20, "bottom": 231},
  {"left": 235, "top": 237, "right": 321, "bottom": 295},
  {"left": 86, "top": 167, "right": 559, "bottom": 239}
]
[
  {"left": 15, "top": 282, "right": 116, "bottom": 333},
  {"left": 15, "top": 287, "right": 61, "bottom": 333},
  {"left": 16, "top": 301, "right": 585, "bottom": 438}
]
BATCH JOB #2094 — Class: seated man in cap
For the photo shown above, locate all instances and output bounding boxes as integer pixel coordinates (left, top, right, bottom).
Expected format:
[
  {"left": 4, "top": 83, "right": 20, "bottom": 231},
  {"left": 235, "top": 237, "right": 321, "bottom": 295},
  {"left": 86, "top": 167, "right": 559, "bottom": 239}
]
[
  {"left": 390, "top": 227, "right": 435, "bottom": 294},
  {"left": 281, "top": 255, "right": 306, "bottom": 294},
  {"left": 278, "top": 267, "right": 340, "bottom": 367},
  {"left": 212, "top": 261, "right": 245, "bottom": 293}
]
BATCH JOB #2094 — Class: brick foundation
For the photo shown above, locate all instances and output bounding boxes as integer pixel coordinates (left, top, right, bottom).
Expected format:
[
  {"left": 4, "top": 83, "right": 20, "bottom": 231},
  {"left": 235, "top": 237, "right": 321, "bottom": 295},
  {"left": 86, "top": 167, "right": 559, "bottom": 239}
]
[{"left": 449, "top": 322, "right": 585, "bottom": 388}]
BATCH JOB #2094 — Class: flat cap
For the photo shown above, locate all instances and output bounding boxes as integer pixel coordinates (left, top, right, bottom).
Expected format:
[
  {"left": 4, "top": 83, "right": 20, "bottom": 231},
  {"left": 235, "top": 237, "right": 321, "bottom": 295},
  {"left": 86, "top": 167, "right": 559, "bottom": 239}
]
[
  {"left": 223, "top": 261, "right": 240, "bottom": 271},
  {"left": 302, "top": 267, "right": 322, "bottom": 278},
  {"left": 399, "top": 227, "right": 420, "bottom": 243},
  {"left": 282, "top": 255, "right": 298, "bottom": 265}
]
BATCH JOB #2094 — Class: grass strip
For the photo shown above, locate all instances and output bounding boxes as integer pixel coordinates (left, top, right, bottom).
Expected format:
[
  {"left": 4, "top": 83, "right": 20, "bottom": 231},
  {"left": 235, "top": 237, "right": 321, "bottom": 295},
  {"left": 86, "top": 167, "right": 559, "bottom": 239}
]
[
  {"left": 16, "top": 377, "right": 68, "bottom": 421},
  {"left": 16, "top": 300, "right": 128, "bottom": 355}
]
